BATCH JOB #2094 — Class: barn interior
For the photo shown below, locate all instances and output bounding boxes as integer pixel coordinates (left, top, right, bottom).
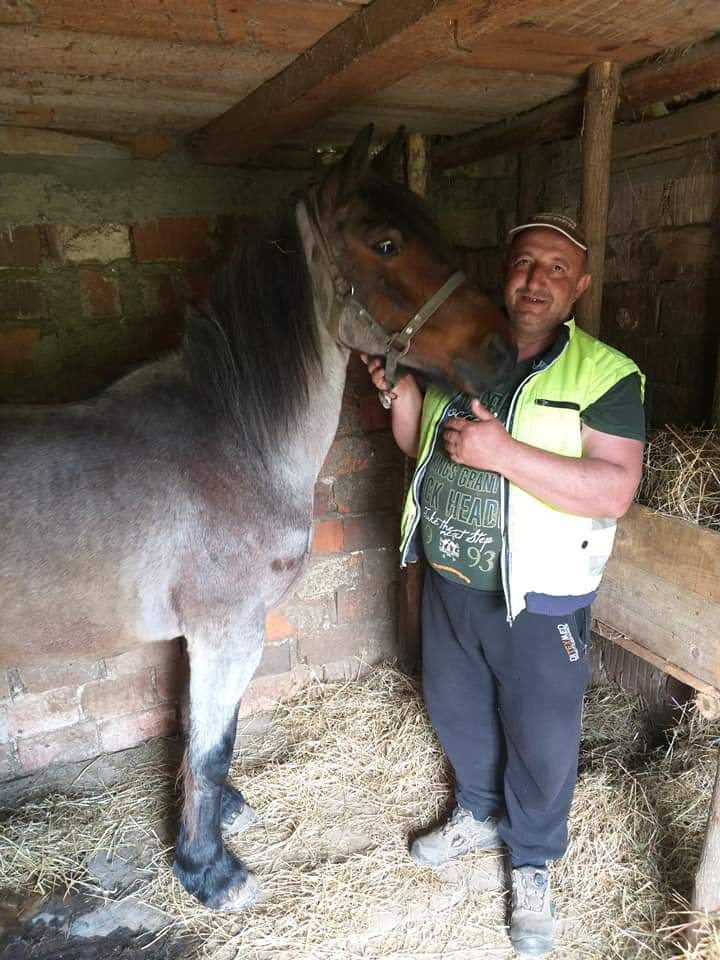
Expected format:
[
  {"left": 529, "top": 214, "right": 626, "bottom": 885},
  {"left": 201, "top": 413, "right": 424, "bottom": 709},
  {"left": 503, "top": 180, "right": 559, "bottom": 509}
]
[{"left": 1, "top": 2, "right": 719, "bottom": 958}]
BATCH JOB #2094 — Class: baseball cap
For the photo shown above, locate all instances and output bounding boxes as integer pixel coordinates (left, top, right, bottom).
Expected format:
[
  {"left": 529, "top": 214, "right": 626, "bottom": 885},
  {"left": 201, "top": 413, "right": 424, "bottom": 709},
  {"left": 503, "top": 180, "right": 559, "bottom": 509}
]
[{"left": 508, "top": 213, "right": 588, "bottom": 251}]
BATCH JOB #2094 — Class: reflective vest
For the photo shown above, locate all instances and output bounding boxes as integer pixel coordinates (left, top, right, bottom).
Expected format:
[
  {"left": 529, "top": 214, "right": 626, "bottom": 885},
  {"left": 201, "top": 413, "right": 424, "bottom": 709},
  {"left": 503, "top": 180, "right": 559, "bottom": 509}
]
[{"left": 400, "top": 319, "right": 644, "bottom": 621}]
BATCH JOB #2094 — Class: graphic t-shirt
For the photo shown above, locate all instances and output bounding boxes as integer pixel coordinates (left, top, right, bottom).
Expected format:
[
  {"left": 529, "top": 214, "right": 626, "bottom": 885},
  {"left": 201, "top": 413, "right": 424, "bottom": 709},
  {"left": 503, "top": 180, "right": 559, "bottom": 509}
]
[
  {"left": 420, "top": 357, "right": 536, "bottom": 590},
  {"left": 419, "top": 351, "right": 645, "bottom": 591}
]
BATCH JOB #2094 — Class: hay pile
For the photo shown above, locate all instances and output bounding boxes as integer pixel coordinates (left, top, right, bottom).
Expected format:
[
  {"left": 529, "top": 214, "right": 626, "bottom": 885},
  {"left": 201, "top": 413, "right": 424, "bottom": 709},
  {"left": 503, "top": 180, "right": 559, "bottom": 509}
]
[
  {"left": 637, "top": 427, "right": 720, "bottom": 530},
  {"left": 1, "top": 666, "right": 719, "bottom": 959}
]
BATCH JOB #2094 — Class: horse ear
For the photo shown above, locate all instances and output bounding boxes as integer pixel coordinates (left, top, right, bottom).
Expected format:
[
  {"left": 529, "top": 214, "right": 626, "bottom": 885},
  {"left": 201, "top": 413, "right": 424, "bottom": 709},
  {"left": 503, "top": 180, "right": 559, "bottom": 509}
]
[
  {"left": 371, "top": 126, "right": 406, "bottom": 179},
  {"left": 316, "top": 124, "right": 374, "bottom": 216},
  {"left": 338, "top": 123, "right": 375, "bottom": 193}
]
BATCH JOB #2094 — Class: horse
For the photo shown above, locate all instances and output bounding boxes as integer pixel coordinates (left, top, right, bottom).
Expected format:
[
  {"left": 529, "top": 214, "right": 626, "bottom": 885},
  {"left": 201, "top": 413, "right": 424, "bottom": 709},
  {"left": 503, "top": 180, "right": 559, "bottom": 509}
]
[{"left": 0, "top": 125, "right": 515, "bottom": 912}]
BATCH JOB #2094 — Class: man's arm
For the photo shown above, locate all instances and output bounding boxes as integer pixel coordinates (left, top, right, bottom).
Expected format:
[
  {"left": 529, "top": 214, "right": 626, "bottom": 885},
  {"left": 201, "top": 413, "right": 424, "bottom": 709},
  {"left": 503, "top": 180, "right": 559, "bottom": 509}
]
[{"left": 444, "top": 400, "right": 643, "bottom": 518}]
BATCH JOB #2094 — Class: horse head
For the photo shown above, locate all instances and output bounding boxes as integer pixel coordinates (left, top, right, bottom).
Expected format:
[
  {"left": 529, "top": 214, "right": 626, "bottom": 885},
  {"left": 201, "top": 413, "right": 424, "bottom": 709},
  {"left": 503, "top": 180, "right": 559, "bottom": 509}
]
[{"left": 297, "top": 124, "right": 516, "bottom": 396}]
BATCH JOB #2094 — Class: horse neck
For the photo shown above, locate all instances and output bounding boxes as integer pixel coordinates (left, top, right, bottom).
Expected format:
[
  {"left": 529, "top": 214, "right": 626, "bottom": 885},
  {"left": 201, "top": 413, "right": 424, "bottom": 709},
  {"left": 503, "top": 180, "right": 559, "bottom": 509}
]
[{"left": 271, "top": 324, "right": 349, "bottom": 495}]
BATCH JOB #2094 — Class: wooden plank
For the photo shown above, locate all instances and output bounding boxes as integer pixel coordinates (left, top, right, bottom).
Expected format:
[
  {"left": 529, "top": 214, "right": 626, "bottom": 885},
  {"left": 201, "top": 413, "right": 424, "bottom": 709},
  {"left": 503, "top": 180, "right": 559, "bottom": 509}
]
[
  {"left": 612, "top": 97, "right": 720, "bottom": 158},
  {"left": 0, "top": 126, "right": 132, "bottom": 159},
  {"left": 0, "top": 25, "right": 291, "bottom": 94},
  {"left": 195, "top": 0, "right": 644, "bottom": 165},
  {"left": 431, "top": 40, "right": 720, "bottom": 170},
  {"left": 593, "top": 557, "right": 720, "bottom": 692},
  {"left": 689, "top": 758, "right": 720, "bottom": 943},
  {"left": 0, "top": 0, "right": 368, "bottom": 50},
  {"left": 593, "top": 622, "right": 719, "bottom": 698},
  {"left": 611, "top": 505, "right": 720, "bottom": 604},
  {"left": 576, "top": 62, "right": 620, "bottom": 337}
]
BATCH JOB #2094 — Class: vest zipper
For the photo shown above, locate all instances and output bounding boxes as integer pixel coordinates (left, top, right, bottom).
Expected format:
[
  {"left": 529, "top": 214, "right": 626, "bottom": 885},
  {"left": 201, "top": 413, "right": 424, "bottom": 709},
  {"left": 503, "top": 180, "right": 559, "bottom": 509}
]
[
  {"left": 400, "top": 392, "right": 460, "bottom": 567},
  {"left": 500, "top": 344, "right": 568, "bottom": 623}
]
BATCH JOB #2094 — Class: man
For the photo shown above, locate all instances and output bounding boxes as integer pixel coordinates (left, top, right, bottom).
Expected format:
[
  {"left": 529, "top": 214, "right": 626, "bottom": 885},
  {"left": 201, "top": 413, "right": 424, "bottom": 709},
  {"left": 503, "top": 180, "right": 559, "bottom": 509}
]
[{"left": 364, "top": 213, "right": 645, "bottom": 957}]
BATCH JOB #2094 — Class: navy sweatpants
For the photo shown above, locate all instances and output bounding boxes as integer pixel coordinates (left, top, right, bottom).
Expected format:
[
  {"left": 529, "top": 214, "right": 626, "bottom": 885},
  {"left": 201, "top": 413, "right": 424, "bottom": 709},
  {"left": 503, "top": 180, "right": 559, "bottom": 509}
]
[{"left": 421, "top": 567, "right": 590, "bottom": 868}]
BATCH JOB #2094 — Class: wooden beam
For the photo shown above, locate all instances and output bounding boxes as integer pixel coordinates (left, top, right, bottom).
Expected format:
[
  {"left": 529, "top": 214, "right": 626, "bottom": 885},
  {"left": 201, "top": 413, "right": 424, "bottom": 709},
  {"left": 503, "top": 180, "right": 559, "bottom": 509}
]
[
  {"left": 612, "top": 96, "right": 720, "bottom": 158},
  {"left": 688, "top": 758, "right": 720, "bottom": 946},
  {"left": 576, "top": 62, "right": 620, "bottom": 337},
  {"left": 0, "top": 126, "right": 131, "bottom": 160},
  {"left": 194, "top": 0, "right": 618, "bottom": 166},
  {"left": 431, "top": 35, "right": 720, "bottom": 170},
  {"left": 397, "top": 131, "right": 429, "bottom": 673}
]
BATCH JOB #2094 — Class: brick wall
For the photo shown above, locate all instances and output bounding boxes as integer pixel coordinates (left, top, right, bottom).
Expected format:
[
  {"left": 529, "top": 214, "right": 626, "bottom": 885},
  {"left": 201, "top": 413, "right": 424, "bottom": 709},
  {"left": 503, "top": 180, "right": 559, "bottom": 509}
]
[
  {"left": 0, "top": 152, "right": 402, "bottom": 780},
  {"left": 541, "top": 134, "right": 720, "bottom": 427}
]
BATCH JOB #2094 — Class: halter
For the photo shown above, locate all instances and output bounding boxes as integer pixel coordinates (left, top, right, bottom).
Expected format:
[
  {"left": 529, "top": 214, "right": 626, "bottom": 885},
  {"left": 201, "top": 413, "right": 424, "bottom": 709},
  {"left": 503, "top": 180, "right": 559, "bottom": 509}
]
[{"left": 306, "top": 190, "right": 466, "bottom": 402}]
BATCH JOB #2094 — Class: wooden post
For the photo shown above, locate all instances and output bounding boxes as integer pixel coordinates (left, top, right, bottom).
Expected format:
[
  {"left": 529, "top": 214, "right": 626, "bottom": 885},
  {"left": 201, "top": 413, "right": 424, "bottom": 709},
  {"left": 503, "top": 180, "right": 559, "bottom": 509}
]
[
  {"left": 397, "top": 132, "right": 429, "bottom": 672},
  {"left": 517, "top": 143, "right": 542, "bottom": 224},
  {"left": 576, "top": 62, "right": 621, "bottom": 338},
  {"left": 688, "top": 756, "right": 720, "bottom": 946},
  {"left": 712, "top": 135, "right": 720, "bottom": 426}
]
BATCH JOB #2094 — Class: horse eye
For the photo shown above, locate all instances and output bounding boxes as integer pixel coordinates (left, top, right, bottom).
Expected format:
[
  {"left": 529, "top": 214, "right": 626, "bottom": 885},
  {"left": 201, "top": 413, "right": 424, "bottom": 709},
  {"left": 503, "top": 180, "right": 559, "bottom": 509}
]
[{"left": 372, "top": 239, "right": 399, "bottom": 257}]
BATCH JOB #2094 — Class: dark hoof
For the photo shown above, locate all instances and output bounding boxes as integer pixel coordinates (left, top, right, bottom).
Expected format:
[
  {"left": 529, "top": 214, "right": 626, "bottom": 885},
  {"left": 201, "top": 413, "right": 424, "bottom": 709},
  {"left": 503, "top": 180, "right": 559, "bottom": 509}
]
[
  {"left": 173, "top": 848, "right": 259, "bottom": 911},
  {"left": 221, "top": 784, "right": 257, "bottom": 837}
]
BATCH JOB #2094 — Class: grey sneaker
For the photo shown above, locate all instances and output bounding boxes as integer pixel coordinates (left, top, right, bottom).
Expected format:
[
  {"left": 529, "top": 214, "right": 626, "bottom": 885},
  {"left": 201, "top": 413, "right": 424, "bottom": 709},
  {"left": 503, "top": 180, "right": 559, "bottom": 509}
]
[
  {"left": 509, "top": 865, "right": 556, "bottom": 957},
  {"left": 410, "top": 805, "right": 502, "bottom": 866}
]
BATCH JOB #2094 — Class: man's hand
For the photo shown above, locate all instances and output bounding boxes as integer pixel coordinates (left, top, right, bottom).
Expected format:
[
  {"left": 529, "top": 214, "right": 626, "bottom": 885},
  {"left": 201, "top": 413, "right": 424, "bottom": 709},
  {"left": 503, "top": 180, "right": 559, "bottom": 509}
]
[
  {"left": 359, "top": 354, "right": 422, "bottom": 458},
  {"left": 443, "top": 398, "right": 512, "bottom": 471},
  {"left": 360, "top": 354, "right": 417, "bottom": 402}
]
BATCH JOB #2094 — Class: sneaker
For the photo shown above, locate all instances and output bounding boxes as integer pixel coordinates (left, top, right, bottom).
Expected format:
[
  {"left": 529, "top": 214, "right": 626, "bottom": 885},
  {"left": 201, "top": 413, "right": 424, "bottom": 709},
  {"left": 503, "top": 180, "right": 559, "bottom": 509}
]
[
  {"left": 410, "top": 805, "right": 502, "bottom": 866},
  {"left": 509, "top": 865, "right": 556, "bottom": 957}
]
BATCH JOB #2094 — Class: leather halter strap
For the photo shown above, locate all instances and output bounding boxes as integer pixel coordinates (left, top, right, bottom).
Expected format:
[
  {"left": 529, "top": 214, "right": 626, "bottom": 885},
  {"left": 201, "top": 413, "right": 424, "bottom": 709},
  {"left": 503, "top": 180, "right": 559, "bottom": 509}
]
[{"left": 305, "top": 191, "right": 466, "bottom": 391}]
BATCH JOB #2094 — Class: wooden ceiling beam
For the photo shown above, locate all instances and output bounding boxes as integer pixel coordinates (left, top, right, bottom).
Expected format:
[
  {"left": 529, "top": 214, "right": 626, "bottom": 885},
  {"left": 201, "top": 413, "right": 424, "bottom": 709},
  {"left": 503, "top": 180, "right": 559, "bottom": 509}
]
[
  {"left": 431, "top": 34, "right": 720, "bottom": 170},
  {"left": 192, "top": 0, "right": 577, "bottom": 165}
]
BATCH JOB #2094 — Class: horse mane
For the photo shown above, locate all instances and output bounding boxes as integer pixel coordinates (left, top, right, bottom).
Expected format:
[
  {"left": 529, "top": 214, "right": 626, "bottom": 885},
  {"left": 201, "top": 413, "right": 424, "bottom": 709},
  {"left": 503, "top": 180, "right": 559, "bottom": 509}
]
[{"left": 183, "top": 196, "right": 320, "bottom": 453}]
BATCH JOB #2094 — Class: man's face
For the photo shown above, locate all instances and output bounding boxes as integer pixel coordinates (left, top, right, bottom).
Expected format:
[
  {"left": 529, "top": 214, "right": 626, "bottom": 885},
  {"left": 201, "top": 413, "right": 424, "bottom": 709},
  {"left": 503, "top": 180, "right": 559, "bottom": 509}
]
[{"left": 504, "top": 228, "right": 591, "bottom": 340}]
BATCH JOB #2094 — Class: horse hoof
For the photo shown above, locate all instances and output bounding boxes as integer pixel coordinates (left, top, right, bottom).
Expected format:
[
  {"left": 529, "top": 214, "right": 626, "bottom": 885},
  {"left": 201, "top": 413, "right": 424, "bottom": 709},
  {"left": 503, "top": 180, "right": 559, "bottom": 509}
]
[
  {"left": 215, "top": 871, "right": 259, "bottom": 912},
  {"left": 222, "top": 799, "right": 257, "bottom": 836}
]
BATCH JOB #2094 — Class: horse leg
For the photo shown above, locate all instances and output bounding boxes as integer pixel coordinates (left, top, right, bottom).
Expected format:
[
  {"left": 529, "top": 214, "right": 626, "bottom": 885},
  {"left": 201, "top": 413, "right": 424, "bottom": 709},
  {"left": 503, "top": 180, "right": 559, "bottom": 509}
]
[{"left": 174, "top": 630, "right": 263, "bottom": 911}]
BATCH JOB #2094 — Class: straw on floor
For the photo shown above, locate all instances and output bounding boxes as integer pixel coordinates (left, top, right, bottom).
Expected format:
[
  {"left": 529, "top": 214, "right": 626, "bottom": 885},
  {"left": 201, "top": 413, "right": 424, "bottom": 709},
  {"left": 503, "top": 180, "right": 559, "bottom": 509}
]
[{"left": 1, "top": 665, "right": 718, "bottom": 959}]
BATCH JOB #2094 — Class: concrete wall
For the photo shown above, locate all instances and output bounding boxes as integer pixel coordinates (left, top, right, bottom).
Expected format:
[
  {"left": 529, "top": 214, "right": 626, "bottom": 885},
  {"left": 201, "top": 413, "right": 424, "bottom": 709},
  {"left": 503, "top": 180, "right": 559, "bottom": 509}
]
[{"left": 0, "top": 151, "right": 402, "bottom": 779}]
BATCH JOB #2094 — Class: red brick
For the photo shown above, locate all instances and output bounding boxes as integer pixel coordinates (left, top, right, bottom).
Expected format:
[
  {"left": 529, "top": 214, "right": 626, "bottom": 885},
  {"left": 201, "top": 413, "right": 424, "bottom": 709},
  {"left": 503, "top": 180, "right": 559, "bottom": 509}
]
[
  {"left": 18, "top": 658, "right": 104, "bottom": 695},
  {"left": 99, "top": 703, "right": 177, "bottom": 753},
  {"left": 320, "top": 436, "right": 374, "bottom": 478},
  {"left": 154, "top": 657, "right": 188, "bottom": 703},
  {"left": 132, "top": 218, "right": 212, "bottom": 262},
  {"left": 7, "top": 687, "right": 80, "bottom": 739},
  {"left": 298, "top": 619, "right": 396, "bottom": 667},
  {"left": 140, "top": 274, "right": 185, "bottom": 351},
  {"left": 47, "top": 224, "right": 130, "bottom": 264},
  {"left": 81, "top": 670, "right": 157, "bottom": 719},
  {"left": 342, "top": 512, "right": 399, "bottom": 552},
  {"left": 238, "top": 666, "right": 314, "bottom": 719},
  {"left": 334, "top": 469, "right": 401, "bottom": 515},
  {"left": 357, "top": 394, "right": 391, "bottom": 433},
  {"left": 313, "top": 480, "right": 335, "bottom": 517},
  {"left": 336, "top": 585, "right": 394, "bottom": 625},
  {"left": 0, "top": 226, "right": 42, "bottom": 267},
  {"left": 105, "top": 639, "right": 183, "bottom": 678},
  {"left": 79, "top": 269, "right": 122, "bottom": 319},
  {"left": 215, "top": 214, "right": 258, "bottom": 251},
  {"left": 265, "top": 610, "right": 295, "bottom": 642},
  {"left": 0, "top": 327, "right": 41, "bottom": 373},
  {"left": 255, "top": 639, "right": 294, "bottom": 678},
  {"left": 311, "top": 518, "right": 344, "bottom": 555},
  {"left": 18, "top": 721, "right": 100, "bottom": 771},
  {"left": 184, "top": 270, "right": 211, "bottom": 305},
  {"left": 0, "top": 279, "right": 47, "bottom": 320}
]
